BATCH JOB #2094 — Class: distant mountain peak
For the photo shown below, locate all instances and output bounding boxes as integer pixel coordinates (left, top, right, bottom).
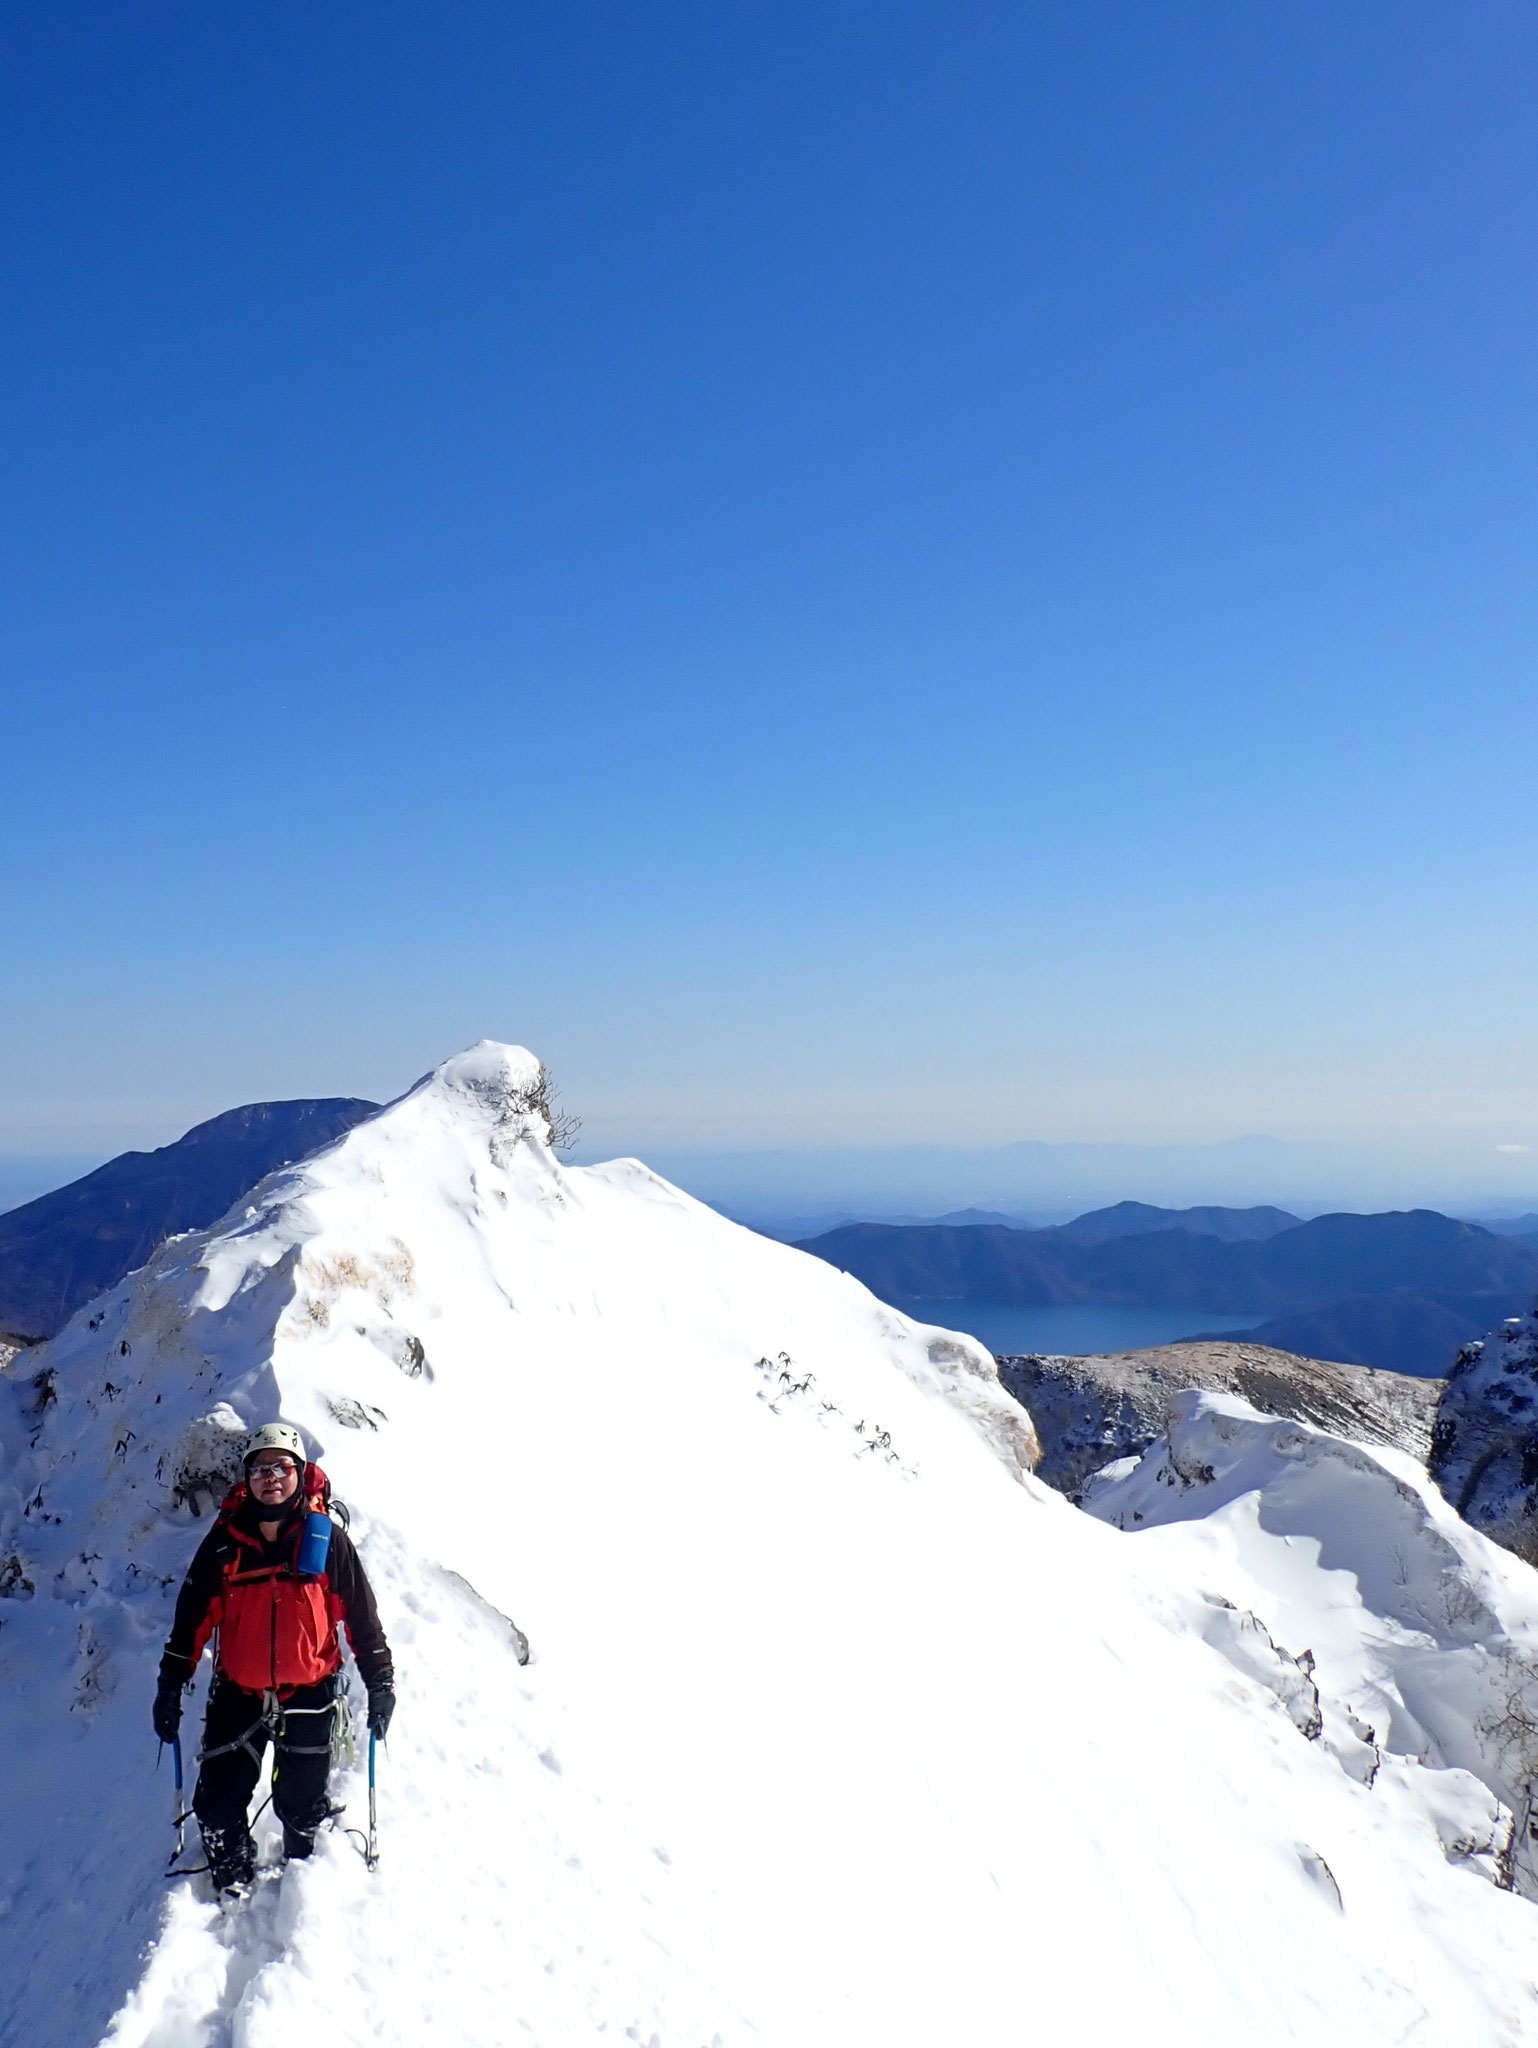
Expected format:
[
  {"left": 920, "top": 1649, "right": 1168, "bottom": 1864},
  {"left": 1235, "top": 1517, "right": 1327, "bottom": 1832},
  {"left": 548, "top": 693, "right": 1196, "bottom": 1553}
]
[
  {"left": 173, "top": 1096, "right": 378, "bottom": 1149},
  {"left": 0, "top": 1095, "right": 381, "bottom": 1337},
  {"left": 1052, "top": 1201, "right": 1301, "bottom": 1246}
]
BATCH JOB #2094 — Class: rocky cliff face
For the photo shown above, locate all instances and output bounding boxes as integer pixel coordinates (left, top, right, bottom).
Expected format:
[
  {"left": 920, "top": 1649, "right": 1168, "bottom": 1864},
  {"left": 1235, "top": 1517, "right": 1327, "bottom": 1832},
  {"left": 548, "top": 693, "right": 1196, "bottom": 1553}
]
[
  {"left": 1429, "top": 1304, "right": 1538, "bottom": 1561},
  {"left": 999, "top": 1340, "right": 1441, "bottom": 1499}
]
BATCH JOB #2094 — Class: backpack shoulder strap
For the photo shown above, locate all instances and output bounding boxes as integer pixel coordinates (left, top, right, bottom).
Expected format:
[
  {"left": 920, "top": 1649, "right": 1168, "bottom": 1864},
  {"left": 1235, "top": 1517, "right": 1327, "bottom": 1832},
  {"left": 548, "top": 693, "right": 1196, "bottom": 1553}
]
[{"left": 214, "top": 1482, "right": 248, "bottom": 1531}]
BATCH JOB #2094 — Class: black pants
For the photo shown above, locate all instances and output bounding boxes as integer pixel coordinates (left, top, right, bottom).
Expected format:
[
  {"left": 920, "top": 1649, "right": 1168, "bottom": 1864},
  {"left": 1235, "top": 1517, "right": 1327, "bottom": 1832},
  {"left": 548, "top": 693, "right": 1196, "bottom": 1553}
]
[{"left": 193, "top": 1674, "right": 337, "bottom": 1855}]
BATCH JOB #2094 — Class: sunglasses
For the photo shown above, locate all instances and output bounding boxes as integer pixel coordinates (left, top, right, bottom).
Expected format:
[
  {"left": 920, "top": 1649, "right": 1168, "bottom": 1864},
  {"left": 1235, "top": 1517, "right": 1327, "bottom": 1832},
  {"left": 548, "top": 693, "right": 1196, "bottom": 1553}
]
[{"left": 248, "top": 1459, "right": 298, "bottom": 1481}]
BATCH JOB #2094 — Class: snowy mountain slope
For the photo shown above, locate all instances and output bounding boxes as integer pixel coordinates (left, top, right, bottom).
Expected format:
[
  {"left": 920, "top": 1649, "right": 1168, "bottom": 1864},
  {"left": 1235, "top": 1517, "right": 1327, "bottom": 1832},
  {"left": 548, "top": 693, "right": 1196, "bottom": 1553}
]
[
  {"left": 1084, "top": 1391, "right": 1538, "bottom": 1896},
  {"left": 3, "top": 1044, "right": 1538, "bottom": 2047}
]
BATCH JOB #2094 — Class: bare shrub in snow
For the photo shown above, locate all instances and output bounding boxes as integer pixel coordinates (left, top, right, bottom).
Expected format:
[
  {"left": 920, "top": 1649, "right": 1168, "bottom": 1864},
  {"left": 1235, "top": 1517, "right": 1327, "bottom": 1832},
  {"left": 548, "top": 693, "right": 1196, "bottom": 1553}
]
[
  {"left": 1436, "top": 1566, "right": 1493, "bottom": 1636},
  {"left": 1480, "top": 1670, "right": 1538, "bottom": 1786},
  {"left": 0, "top": 1552, "right": 35, "bottom": 1598},
  {"left": 70, "top": 1621, "right": 112, "bottom": 1714},
  {"left": 325, "top": 1395, "right": 386, "bottom": 1431},
  {"left": 506, "top": 1063, "right": 582, "bottom": 1154},
  {"left": 1474, "top": 1661, "right": 1538, "bottom": 1895}
]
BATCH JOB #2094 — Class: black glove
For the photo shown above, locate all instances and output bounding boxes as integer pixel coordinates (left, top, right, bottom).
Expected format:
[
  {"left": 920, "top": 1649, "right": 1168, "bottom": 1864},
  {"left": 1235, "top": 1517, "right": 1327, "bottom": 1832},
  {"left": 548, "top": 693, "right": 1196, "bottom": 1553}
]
[
  {"left": 153, "top": 1671, "right": 184, "bottom": 1745},
  {"left": 366, "top": 1685, "right": 395, "bottom": 1739}
]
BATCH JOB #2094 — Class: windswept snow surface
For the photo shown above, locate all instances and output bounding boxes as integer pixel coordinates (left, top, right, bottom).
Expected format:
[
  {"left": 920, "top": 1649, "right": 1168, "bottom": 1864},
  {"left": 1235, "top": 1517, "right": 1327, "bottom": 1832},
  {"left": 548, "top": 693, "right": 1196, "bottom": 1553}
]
[
  {"left": 1085, "top": 1392, "right": 1538, "bottom": 1898},
  {"left": 2, "top": 1044, "right": 1537, "bottom": 2047}
]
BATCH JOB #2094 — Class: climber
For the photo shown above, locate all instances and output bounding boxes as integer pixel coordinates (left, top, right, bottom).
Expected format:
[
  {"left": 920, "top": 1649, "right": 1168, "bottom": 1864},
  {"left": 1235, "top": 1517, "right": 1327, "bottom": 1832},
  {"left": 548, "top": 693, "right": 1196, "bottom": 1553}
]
[{"left": 152, "top": 1422, "right": 395, "bottom": 1895}]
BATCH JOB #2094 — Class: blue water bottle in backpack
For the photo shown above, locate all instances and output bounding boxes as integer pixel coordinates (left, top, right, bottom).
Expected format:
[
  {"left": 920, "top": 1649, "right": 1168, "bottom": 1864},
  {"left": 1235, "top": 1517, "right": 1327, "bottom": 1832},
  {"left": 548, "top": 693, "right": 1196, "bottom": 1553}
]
[{"left": 297, "top": 1506, "right": 334, "bottom": 1577}]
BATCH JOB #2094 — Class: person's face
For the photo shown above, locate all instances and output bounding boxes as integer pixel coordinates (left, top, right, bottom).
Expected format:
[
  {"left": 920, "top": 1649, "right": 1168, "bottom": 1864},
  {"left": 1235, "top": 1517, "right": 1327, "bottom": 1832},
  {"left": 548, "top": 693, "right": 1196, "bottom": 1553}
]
[{"left": 248, "top": 1455, "right": 301, "bottom": 1511}]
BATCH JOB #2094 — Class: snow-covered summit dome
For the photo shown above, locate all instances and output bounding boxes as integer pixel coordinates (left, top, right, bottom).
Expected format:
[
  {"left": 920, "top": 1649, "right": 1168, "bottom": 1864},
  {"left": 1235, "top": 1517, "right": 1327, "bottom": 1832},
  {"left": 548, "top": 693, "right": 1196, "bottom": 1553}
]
[{"left": 399, "top": 1039, "right": 547, "bottom": 1123}]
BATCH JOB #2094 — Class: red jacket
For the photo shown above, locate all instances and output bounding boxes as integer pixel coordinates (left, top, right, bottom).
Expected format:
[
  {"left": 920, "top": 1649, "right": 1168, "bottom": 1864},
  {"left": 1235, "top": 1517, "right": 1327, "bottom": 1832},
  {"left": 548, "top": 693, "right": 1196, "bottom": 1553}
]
[{"left": 164, "top": 1464, "right": 392, "bottom": 1698}]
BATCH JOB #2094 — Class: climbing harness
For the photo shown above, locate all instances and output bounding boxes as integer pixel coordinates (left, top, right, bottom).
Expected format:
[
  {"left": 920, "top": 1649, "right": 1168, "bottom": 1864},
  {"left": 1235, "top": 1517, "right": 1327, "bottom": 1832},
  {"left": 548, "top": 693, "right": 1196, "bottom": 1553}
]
[
  {"left": 163, "top": 1682, "right": 378, "bottom": 1881},
  {"left": 195, "top": 1689, "right": 280, "bottom": 1771},
  {"left": 163, "top": 1681, "right": 341, "bottom": 1880},
  {"left": 196, "top": 1680, "right": 337, "bottom": 1765}
]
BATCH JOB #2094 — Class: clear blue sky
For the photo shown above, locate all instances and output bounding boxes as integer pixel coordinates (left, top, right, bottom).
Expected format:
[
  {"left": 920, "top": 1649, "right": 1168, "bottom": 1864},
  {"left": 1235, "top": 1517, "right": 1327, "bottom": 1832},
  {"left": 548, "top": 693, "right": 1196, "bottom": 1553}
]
[{"left": 4, "top": 3, "right": 1537, "bottom": 1195}]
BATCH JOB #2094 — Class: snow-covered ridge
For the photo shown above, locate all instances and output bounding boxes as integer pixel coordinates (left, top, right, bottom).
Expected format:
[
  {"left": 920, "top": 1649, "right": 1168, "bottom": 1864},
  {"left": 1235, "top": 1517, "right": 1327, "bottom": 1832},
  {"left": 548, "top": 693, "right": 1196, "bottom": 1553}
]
[
  {"left": 1001, "top": 1338, "right": 1440, "bottom": 1497},
  {"left": 1086, "top": 1392, "right": 1538, "bottom": 1896},
  {"left": 3, "top": 1042, "right": 1538, "bottom": 2046}
]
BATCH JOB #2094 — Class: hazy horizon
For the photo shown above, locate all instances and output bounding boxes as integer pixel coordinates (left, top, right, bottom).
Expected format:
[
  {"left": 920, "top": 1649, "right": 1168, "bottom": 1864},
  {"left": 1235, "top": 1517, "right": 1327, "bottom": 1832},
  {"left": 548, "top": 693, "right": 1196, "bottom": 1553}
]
[
  {"left": 633, "top": 1135, "right": 1538, "bottom": 1227},
  {"left": 7, "top": 1113, "right": 1538, "bottom": 1229}
]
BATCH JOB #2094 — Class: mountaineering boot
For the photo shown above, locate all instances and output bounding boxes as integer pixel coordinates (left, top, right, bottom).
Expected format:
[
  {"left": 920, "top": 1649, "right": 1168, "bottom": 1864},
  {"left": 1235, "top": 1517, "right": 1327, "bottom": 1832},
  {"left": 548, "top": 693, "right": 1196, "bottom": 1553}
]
[
  {"left": 201, "top": 1821, "right": 256, "bottom": 1895},
  {"left": 282, "top": 1822, "right": 316, "bottom": 1861}
]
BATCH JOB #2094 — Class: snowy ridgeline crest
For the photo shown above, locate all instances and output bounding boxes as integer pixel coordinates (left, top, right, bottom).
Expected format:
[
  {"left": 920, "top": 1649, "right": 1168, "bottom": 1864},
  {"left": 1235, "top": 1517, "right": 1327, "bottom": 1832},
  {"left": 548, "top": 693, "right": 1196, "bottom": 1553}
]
[
  {"left": 1086, "top": 1390, "right": 1538, "bottom": 1899},
  {"left": 2, "top": 1041, "right": 1096, "bottom": 2048},
  {"left": 1431, "top": 1303, "right": 1538, "bottom": 1563},
  {"left": 999, "top": 1340, "right": 1441, "bottom": 1499},
  {"left": 0, "top": 1044, "right": 1037, "bottom": 1640},
  {"left": 4, "top": 1041, "right": 1538, "bottom": 2044}
]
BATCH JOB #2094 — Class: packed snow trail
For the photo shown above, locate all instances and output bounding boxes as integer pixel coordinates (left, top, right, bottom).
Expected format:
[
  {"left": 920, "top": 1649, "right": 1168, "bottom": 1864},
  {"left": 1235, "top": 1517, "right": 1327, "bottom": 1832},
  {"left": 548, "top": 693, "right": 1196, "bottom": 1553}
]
[{"left": 2, "top": 1045, "right": 1537, "bottom": 2046}]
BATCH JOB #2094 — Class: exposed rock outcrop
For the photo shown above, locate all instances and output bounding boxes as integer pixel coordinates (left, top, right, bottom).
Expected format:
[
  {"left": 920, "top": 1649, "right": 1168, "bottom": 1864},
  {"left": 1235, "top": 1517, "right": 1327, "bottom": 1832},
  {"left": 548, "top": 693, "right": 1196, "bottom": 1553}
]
[
  {"left": 0, "top": 1332, "right": 36, "bottom": 1374},
  {"left": 998, "top": 1340, "right": 1441, "bottom": 1498},
  {"left": 1430, "top": 1303, "right": 1538, "bottom": 1562}
]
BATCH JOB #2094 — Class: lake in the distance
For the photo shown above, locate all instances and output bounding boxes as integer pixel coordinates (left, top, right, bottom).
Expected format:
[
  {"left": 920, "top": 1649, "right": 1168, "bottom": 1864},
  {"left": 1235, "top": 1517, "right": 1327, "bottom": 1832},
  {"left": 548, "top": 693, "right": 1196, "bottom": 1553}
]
[{"left": 894, "top": 1299, "right": 1258, "bottom": 1357}]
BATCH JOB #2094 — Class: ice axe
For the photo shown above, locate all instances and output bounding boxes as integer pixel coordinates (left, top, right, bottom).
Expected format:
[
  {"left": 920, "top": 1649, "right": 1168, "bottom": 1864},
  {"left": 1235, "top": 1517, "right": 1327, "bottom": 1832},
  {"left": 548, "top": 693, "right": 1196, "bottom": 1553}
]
[
  {"left": 167, "top": 1734, "right": 189, "bottom": 1867},
  {"left": 367, "top": 1729, "right": 380, "bottom": 1871},
  {"left": 344, "top": 1727, "right": 381, "bottom": 1872}
]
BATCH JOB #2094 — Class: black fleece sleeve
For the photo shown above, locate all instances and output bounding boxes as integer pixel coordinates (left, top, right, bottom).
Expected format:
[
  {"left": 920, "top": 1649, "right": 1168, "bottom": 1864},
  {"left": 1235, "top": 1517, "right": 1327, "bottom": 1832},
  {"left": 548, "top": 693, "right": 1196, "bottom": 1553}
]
[
  {"left": 328, "top": 1527, "right": 394, "bottom": 1692},
  {"left": 160, "top": 1523, "right": 230, "bottom": 1682}
]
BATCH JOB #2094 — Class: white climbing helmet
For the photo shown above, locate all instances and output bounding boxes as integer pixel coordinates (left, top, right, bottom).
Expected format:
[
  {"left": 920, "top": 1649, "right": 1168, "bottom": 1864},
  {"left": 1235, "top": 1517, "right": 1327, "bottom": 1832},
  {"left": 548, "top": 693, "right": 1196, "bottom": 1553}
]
[{"left": 240, "top": 1422, "right": 306, "bottom": 1470}]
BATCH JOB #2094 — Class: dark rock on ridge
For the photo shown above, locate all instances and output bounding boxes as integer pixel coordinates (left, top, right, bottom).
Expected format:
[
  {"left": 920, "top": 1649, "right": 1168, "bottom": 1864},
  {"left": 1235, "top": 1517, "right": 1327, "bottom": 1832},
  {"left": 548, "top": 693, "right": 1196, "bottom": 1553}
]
[
  {"left": 999, "top": 1340, "right": 1442, "bottom": 1499},
  {"left": 1429, "top": 1303, "right": 1538, "bottom": 1562}
]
